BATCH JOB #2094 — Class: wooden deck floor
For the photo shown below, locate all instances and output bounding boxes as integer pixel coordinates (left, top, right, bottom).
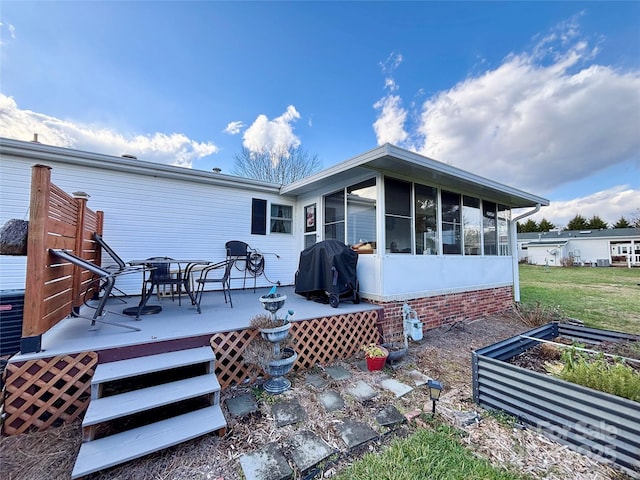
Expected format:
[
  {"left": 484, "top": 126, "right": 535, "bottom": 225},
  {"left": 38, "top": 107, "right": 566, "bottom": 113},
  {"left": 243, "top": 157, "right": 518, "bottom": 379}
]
[{"left": 14, "top": 286, "right": 378, "bottom": 361}]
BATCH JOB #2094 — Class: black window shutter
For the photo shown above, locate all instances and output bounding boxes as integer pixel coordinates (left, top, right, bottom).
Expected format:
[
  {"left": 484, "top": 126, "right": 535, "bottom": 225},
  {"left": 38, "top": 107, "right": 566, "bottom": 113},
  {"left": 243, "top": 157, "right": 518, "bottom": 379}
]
[{"left": 251, "top": 198, "right": 267, "bottom": 235}]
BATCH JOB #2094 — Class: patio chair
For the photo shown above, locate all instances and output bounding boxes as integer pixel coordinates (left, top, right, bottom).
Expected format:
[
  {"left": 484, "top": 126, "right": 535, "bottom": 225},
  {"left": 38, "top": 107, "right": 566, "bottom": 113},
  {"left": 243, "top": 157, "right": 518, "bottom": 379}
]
[
  {"left": 49, "top": 249, "right": 141, "bottom": 331},
  {"left": 143, "top": 257, "right": 185, "bottom": 306},
  {"left": 93, "top": 233, "right": 140, "bottom": 302},
  {"left": 225, "top": 240, "right": 263, "bottom": 292},
  {"left": 194, "top": 258, "right": 235, "bottom": 309}
]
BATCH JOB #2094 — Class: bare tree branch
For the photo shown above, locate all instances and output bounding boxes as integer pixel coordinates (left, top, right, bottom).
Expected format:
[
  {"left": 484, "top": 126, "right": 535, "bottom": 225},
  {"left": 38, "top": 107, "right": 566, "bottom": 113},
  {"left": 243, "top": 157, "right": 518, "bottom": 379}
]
[{"left": 232, "top": 145, "right": 321, "bottom": 184}]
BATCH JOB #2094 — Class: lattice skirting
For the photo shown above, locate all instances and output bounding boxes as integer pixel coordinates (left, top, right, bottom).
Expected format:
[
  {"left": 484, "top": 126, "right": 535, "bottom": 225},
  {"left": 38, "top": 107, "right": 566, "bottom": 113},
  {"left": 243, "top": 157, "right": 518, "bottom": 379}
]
[
  {"left": 211, "top": 309, "right": 380, "bottom": 389},
  {"left": 2, "top": 352, "right": 97, "bottom": 435},
  {"left": 1, "top": 310, "right": 379, "bottom": 435}
]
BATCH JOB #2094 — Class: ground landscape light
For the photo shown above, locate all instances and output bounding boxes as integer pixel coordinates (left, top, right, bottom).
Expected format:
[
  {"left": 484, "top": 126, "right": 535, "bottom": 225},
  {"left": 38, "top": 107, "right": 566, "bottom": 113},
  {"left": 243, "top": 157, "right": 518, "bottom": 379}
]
[{"left": 427, "top": 379, "right": 443, "bottom": 414}]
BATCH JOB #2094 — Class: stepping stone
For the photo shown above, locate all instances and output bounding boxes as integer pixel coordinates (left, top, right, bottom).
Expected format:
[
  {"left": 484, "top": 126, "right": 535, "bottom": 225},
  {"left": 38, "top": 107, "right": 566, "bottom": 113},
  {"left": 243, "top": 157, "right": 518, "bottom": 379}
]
[
  {"left": 317, "top": 390, "right": 345, "bottom": 412},
  {"left": 239, "top": 443, "right": 293, "bottom": 480},
  {"left": 324, "top": 365, "right": 351, "bottom": 381},
  {"left": 346, "top": 380, "right": 378, "bottom": 402},
  {"left": 272, "top": 399, "right": 306, "bottom": 427},
  {"left": 453, "top": 410, "right": 482, "bottom": 427},
  {"left": 379, "top": 378, "right": 413, "bottom": 398},
  {"left": 355, "top": 359, "right": 369, "bottom": 372},
  {"left": 225, "top": 393, "right": 259, "bottom": 418},
  {"left": 288, "top": 430, "right": 335, "bottom": 473},
  {"left": 375, "top": 405, "right": 406, "bottom": 427},
  {"left": 305, "top": 373, "right": 328, "bottom": 390},
  {"left": 336, "top": 420, "right": 378, "bottom": 449},
  {"left": 406, "top": 369, "right": 431, "bottom": 386}
]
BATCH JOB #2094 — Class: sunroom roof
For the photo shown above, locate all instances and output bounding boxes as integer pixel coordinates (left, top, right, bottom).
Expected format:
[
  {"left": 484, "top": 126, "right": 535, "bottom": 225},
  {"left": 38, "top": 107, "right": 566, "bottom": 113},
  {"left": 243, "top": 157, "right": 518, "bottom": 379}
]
[{"left": 282, "top": 144, "right": 549, "bottom": 209}]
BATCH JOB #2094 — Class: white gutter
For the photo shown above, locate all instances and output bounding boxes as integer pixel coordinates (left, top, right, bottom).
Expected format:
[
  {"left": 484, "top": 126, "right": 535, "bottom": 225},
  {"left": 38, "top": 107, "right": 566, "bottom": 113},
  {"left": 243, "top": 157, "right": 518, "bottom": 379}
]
[{"left": 511, "top": 204, "right": 541, "bottom": 302}]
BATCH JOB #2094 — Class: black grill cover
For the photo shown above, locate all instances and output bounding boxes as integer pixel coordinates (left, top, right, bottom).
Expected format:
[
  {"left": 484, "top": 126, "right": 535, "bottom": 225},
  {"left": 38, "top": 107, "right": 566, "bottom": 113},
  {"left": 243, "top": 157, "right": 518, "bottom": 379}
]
[{"left": 295, "top": 240, "right": 358, "bottom": 297}]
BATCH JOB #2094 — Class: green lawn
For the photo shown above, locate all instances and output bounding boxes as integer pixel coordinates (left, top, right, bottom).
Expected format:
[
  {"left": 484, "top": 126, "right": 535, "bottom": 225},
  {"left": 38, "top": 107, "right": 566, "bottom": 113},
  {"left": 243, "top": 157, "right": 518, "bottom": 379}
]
[
  {"left": 519, "top": 264, "right": 640, "bottom": 334},
  {"left": 334, "top": 425, "right": 528, "bottom": 480}
]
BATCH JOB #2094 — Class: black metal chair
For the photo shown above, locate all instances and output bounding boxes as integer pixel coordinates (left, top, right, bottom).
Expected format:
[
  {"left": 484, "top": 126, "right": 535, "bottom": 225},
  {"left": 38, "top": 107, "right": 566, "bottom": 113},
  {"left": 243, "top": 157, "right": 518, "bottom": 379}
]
[
  {"left": 225, "top": 240, "right": 264, "bottom": 292},
  {"left": 143, "top": 257, "right": 185, "bottom": 305},
  {"left": 49, "top": 249, "right": 141, "bottom": 331},
  {"left": 195, "top": 258, "right": 235, "bottom": 309}
]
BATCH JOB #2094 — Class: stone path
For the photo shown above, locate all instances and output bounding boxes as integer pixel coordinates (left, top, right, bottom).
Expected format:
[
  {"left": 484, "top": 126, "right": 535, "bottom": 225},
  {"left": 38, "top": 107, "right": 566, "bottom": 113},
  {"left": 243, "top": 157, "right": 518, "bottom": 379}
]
[{"left": 233, "top": 363, "right": 427, "bottom": 480}]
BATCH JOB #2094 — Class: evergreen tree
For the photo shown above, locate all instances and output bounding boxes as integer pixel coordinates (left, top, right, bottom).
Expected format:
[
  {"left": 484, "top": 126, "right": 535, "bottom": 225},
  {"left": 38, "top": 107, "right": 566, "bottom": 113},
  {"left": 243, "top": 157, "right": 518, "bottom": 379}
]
[
  {"left": 587, "top": 215, "right": 609, "bottom": 230},
  {"left": 517, "top": 219, "right": 538, "bottom": 233},
  {"left": 565, "top": 214, "right": 589, "bottom": 231},
  {"left": 538, "top": 218, "right": 556, "bottom": 232},
  {"left": 613, "top": 217, "right": 631, "bottom": 229}
]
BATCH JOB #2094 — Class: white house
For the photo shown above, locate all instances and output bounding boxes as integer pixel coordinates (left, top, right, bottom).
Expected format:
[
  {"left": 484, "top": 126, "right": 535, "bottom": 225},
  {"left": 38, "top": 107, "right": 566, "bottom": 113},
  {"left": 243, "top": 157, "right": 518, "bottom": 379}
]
[
  {"left": 0, "top": 138, "right": 549, "bottom": 328},
  {"left": 517, "top": 229, "right": 640, "bottom": 267}
]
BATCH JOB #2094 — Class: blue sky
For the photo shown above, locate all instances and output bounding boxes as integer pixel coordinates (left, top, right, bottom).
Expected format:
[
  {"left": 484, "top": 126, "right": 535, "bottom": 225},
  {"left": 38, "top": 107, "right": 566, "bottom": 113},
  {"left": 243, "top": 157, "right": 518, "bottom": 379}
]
[{"left": 1, "top": 1, "right": 639, "bottom": 228}]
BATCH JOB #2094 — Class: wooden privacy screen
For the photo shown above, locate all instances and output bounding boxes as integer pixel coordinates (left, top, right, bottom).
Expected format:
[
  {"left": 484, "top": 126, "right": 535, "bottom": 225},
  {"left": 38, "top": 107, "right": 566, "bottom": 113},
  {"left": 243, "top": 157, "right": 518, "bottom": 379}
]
[{"left": 22, "top": 164, "right": 104, "bottom": 347}]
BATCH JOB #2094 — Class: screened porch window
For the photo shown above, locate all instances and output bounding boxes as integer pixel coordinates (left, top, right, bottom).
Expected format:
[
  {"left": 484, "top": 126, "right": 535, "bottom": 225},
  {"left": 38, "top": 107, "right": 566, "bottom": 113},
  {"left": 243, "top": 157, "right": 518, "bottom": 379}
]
[
  {"left": 463, "top": 196, "right": 481, "bottom": 255},
  {"left": 324, "top": 190, "right": 345, "bottom": 241},
  {"left": 498, "top": 205, "right": 511, "bottom": 255},
  {"left": 483, "top": 201, "right": 497, "bottom": 255},
  {"left": 441, "top": 190, "right": 462, "bottom": 254},
  {"left": 415, "top": 183, "right": 438, "bottom": 255},
  {"left": 385, "top": 177, "right": 412, "bottom": 253}
]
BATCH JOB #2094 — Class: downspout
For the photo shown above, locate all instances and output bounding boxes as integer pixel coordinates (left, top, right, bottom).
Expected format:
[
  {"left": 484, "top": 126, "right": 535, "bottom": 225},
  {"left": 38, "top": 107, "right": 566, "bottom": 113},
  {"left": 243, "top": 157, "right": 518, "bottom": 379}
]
[{"left": 511, "top": 204, "right": 541, "bottom": 302}]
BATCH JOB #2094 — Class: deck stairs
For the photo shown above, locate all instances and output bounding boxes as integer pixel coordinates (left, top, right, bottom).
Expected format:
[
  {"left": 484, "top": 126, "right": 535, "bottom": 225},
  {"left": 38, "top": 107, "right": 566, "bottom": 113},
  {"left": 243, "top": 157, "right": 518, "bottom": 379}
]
[{"left": 71, "top": 346, "right": 227, "bottom": 479}]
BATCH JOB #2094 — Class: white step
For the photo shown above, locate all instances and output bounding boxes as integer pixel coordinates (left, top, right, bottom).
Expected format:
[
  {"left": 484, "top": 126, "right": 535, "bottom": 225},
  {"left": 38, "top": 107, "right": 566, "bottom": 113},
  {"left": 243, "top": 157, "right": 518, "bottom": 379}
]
[
  {"left": 83, "top": 374, "right": 221, "bottom": 427},
  {"left": 92, "top": 346, "right": 215, "bottom": 385},
  {"left": 72, "top": 405, "right": 226, "bottom": 479}
]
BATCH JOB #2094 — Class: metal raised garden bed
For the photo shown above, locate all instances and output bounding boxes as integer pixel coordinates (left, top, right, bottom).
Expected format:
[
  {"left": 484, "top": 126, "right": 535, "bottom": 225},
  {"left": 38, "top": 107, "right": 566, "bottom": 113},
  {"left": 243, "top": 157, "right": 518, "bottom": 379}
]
[{"left": 472, "top": 322, "right": 640, "bottom": 478}]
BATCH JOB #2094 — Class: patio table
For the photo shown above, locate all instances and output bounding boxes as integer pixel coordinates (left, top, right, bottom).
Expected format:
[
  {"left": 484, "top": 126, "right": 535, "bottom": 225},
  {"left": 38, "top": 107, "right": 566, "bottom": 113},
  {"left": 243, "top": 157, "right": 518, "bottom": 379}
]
[{"left": 124, "top": 259, "right": 212, "bottom": 319}]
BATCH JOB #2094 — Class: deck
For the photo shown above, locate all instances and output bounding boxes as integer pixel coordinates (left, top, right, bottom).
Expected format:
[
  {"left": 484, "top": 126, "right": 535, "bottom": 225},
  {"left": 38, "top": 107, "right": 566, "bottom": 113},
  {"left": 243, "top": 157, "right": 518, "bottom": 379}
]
[{"left": 12, "top": 285, "right": 379, "bottom": 362}]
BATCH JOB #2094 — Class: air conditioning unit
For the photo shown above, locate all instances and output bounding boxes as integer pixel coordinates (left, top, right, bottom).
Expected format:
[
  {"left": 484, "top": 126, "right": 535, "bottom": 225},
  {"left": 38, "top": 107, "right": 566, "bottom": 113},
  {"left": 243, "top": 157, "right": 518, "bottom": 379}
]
[
  {"left": 0, "top": 289, "right": 25, "bottom": 357},
  {"left": 596, "top": 259, "right": 610, "bottom": 267}
]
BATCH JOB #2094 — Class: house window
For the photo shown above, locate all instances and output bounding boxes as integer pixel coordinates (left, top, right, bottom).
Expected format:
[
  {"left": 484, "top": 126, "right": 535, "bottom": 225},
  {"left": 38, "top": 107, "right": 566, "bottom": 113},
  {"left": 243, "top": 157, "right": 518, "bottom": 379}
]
[
  {"left": 385, "top": 177, "right": 412, "bottom": 253},
  {"left": 483, "top": 201, "right": 497, "bottom": 255},
  {"left": 251, "top": 198, "right": 267, "bottom": 235},
  {"left": 347, "top": 178, "right": 377, "bottom": 248},
  {"left": 324, "top": 190, "right": 345, "bottom": 241},
  {"left": 441, "top": 190, "right": 462, "bottom": 254},
  {"left": 463, "top": 196, "right": 481, "bottom": 255},
  {"left": 415, "top": 183, "right": 438, "bottom": 255},
  {"left": 270, "top": 204, "right": 292, "bottom": 234}
]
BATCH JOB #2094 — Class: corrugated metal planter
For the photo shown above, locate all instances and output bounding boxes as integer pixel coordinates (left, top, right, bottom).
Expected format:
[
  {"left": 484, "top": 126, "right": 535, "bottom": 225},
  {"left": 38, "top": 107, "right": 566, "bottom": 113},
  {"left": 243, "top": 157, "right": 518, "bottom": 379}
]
[{"left": 472, "top": 322, "right": 640, "bottom": 478}]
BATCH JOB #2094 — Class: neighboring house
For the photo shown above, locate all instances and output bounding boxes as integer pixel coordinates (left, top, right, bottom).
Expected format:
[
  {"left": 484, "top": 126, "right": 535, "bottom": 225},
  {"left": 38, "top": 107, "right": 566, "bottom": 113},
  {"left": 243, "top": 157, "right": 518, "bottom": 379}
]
[
  {"left": 0, "top": 138, "right": 549, "bottom": 328},
  {"left": 517, "top": 229, "right": 640, "bottom": 267}
]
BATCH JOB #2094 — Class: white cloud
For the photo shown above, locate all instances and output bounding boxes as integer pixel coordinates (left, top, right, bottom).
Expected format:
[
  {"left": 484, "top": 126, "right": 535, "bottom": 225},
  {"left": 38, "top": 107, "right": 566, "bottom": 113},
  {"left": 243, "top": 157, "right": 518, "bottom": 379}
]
[
  {"left": 413, "top": 22, "right": 640, "bottom": 193},
  {"left": 242, "top": 105, "right": 301, "bottom": 159},
  {"left": 373, "top": 52, "right": 408, "bottom": 146},
  {"left": 373, "top": 95, "right": 408, "bottom": 145},
  {"left": 525, "top": 185, "right": 640, "bottom": 228},
  {"left": 224, "top": 121, "right": 244, "bottom": 135},
  {"left": 0, "top": 94, "right": 218, "bottom": 168},
  {"left": 373, "top": 19, "right": 640, "bottom": 197}
]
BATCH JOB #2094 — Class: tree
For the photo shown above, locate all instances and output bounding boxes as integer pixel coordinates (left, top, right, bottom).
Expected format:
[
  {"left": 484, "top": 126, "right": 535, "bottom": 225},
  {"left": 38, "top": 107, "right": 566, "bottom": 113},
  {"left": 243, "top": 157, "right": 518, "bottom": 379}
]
[
  {"left": 613, "top": 216, "right": 631, "bottom": 229},
  {"left": 631, "top": 208, "right": 640, "bottom": 228},
  {"left": 232, "top": 145, "right": 321, "bottom": 184},
  {"left": 587, "top": 215, "right": 608, "bottom": 230},
  {"left": 564, "top": 214, "right": 589, "bottom": 231},
  {"left": 538, "top": 218, "right": 556, "bottom": 232},
  {"left": 517, "top": 219, "right": 538, "bottom": 233}
]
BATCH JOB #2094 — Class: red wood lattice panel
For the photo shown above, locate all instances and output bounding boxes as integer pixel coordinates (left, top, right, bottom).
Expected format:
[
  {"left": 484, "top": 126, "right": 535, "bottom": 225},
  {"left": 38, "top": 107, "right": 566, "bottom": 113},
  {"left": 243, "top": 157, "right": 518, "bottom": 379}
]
[
  {"left": 210, "top": 309, "right": 380, "bottom": 389},
  {"left": 2, "top": 352, "right": 97, "bottom": 435}
]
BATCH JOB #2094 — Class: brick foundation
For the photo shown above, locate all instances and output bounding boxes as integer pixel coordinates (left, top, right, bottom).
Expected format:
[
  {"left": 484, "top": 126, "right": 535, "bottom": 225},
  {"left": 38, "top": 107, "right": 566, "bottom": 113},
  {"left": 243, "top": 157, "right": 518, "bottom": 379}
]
[{"left": 370, "top": 286, "right": 514, "bottom": 341}]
